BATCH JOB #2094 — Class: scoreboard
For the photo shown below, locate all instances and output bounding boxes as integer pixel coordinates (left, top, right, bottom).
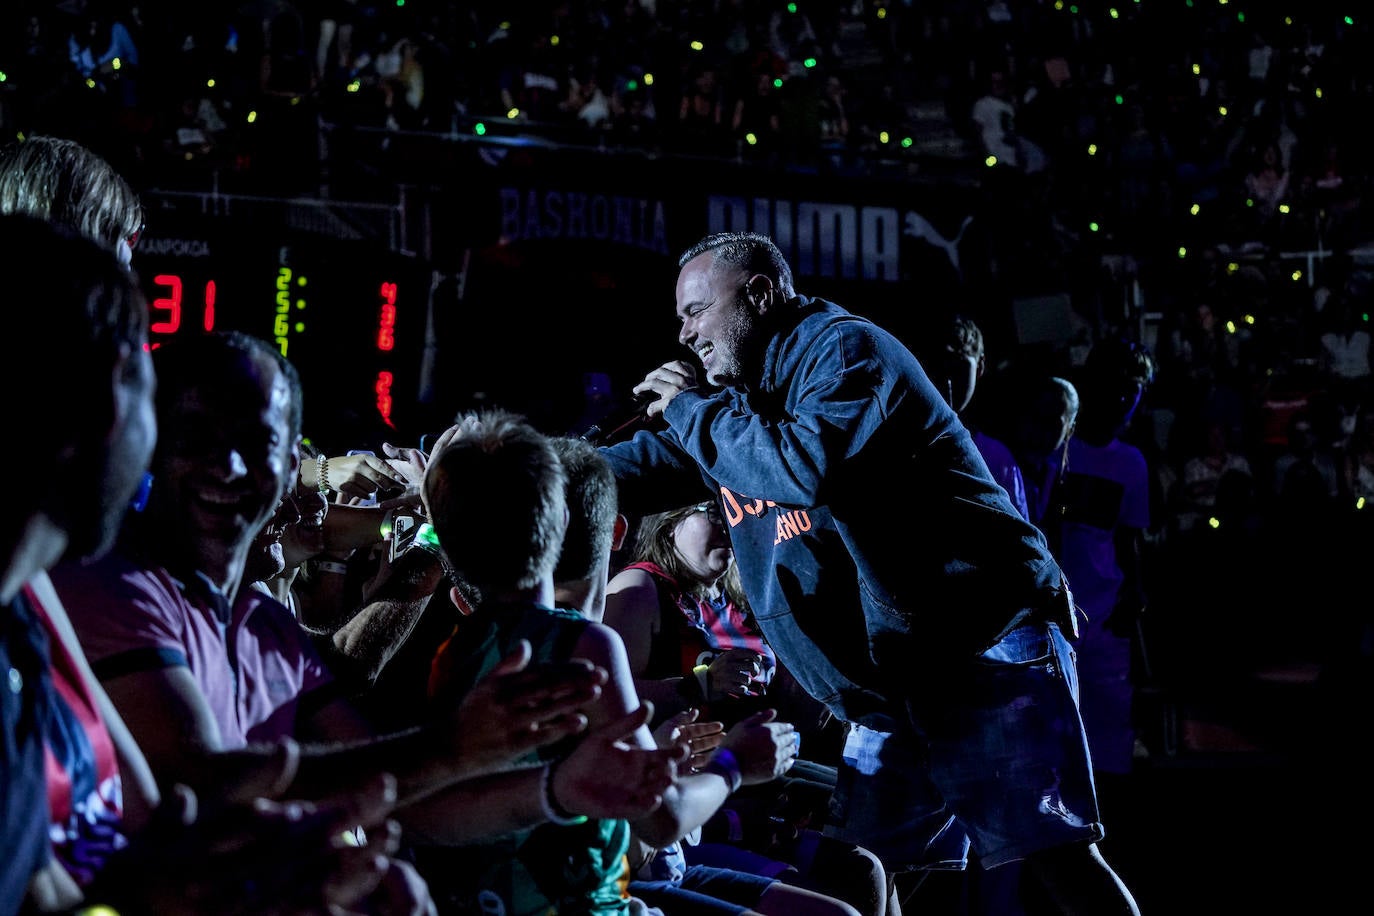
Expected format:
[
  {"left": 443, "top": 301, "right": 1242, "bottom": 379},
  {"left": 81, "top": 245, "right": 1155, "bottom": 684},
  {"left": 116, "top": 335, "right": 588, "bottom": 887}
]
[{"left": 131, "top": 218, "right": 430, "bottom": 450}]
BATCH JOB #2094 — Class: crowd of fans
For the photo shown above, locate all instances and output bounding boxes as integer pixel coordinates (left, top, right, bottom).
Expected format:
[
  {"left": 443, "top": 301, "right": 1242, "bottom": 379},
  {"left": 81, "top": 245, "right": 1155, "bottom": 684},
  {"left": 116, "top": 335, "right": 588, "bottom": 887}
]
[{"left": 2, "top": 0, "right": 1371, "bottom": 745}]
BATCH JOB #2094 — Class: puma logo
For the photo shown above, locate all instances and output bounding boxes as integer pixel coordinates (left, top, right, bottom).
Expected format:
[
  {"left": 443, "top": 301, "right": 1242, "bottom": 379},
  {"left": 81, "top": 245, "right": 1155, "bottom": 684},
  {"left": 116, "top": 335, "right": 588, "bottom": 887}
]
[{"left": 903, "top": 212, "right": 974, "bottom": 279}]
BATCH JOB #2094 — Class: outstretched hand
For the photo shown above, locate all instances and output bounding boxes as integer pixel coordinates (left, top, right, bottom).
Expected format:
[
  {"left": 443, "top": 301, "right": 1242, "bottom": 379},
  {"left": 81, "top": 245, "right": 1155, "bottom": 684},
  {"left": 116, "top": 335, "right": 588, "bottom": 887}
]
[
  {"left": 720, "top": 708, "right": 799, "bottom": 785},
  {"left": 552, "top": 702, "right": 686, "bottom": 820},
  {"left": 94, "top": 760, "right": 427, "bottom": 916},
  {"left": 653, "top": 707, "right": 725, "bottom": 773},
  {"left": 446, "top": 640, "right": 608, "bottom": 777},
  {"left": 321, "top": 453, "right": 412, "bottom": 502},
  {"left": 380, "top": 441, "right": 429, "bottom": 489}
]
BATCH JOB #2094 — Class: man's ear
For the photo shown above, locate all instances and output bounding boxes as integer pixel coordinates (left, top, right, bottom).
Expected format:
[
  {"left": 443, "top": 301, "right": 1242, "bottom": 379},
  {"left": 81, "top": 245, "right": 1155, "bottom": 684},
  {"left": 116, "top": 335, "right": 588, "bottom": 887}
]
[
  {"left": 746, "top": 274, "right": 775, "bottom": 313},
  {"left": 103, "top": 342, "right": 137, "bottom": 441},
  {"left": 611, "top": 512, "right": 629, "bottom": 552},
  {"left": 976, "top": 353, "right": 987, "bottom": 379},
  {"left": 288, "top": 435, "right": 303, "bottom": 485}
]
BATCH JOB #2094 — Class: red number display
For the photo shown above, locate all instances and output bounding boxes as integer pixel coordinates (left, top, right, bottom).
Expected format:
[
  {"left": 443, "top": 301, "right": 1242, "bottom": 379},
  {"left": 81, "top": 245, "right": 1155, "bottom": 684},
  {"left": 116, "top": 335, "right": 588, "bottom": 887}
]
[
  {"left": 150, "top": 274, "right": 217, "bottom": 340},
  {"left": 376, "top": 281, "right": 397, "bottom": 352}
]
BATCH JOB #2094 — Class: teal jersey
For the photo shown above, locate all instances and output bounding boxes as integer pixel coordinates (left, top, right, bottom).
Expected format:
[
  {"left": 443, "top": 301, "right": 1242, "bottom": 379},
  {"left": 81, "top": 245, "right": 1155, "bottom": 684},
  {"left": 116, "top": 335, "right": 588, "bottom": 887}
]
[{"left": 419, "top": 602, "right": 631, "bottom": 916}]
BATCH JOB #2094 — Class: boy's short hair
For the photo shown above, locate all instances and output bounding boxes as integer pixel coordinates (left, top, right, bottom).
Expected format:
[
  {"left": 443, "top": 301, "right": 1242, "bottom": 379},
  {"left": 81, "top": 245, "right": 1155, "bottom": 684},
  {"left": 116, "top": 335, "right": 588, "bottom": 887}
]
[
  {"left": 424, "top": 409, "right": 568, "bottom": 593},
  {"left": 548, "top": 436, "right": 619, "bottom": 584},
  {"left": 947, "top": 314, "right": 985, "bottom": 361}
]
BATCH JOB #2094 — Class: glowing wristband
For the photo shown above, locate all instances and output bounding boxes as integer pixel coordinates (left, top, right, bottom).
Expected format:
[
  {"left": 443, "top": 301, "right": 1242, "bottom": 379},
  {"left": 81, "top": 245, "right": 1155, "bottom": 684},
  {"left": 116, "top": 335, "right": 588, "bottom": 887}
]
[
  {"left": 129, "top": 471, "right": 153, "bottom": 513},
  {"left": 336, "top": 825, "right": 367, "bottom": 846},
  {"left": 702, "top": 748, "right": 742, "bottom": 794},
  {"left": 316, "top": 454, "right": 330, "bottom": 494},
  {"left": 694, "top": 663, "right": 711, "bottom": 699},
  {"left": 315, "top": 560, "right": 349, "bottom": 575},
  {"left": 540, "top": 760, "right": 588, "bottom": 826},
  {"left": 677, "top": 666, "right": 706, "bottom": 703},
  {"left": 414, "top": 522, "right": 441, "bottom": 554}
]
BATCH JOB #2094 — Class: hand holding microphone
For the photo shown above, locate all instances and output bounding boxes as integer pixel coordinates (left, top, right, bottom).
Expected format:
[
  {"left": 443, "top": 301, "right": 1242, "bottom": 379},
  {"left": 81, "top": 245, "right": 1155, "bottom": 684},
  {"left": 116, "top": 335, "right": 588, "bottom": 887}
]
[
  {"left": 631, "top": 359, "right": 700, "bottom": 417},
  {"left": 580, "top": 360, "right": 700, "bottom": 444}
]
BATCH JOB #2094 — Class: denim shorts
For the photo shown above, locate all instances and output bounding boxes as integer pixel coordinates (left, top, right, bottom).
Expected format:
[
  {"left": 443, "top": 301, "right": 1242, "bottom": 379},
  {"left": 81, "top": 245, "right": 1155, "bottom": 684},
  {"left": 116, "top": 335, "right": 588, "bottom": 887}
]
[
  {"left": 631, "top": 864, "right": 776, "bottom": 916},
  {"left": 824, "top": 621, "right": 1104, "bottom": 870}
]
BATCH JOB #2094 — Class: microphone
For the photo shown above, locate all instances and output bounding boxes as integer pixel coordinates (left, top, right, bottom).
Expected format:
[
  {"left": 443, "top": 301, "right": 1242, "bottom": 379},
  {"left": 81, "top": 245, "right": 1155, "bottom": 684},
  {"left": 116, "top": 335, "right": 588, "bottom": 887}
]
[{"left": 579, "top": 391, "right": 657, "bottom": 445}]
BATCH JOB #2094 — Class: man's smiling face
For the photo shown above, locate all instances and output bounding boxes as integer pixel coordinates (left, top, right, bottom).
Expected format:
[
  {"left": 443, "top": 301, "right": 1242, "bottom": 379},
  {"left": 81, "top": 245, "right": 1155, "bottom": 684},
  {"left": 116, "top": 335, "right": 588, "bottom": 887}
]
[{"left": 675, "top": 252, "right": 763, "bottom": 389}]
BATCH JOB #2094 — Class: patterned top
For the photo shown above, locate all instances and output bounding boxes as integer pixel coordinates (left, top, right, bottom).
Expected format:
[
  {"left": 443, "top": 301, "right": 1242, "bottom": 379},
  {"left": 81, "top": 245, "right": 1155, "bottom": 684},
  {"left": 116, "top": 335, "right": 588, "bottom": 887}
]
[
  {"left": 2, "top": 588, "right": 54, "bottom": 915},
  {"left": 623, "top": 560, "right": 776, "bottom": 725},
  {"left": 35, "top": 582, "right": 124, "bottom": 887}
]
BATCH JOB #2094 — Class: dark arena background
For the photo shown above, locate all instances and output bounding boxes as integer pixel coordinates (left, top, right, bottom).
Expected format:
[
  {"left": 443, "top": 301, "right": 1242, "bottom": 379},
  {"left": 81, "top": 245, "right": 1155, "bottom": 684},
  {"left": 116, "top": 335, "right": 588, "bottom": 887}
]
[{"left": 7, "top": 0, "right": 1374, "bottom": 910}]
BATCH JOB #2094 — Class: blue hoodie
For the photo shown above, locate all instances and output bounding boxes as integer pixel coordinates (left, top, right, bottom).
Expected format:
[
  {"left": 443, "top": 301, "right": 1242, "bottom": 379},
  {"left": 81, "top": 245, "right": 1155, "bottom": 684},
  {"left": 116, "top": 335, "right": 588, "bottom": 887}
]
[{"left": 602, "top": 296, "right": 1069, "bottom": 729}]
